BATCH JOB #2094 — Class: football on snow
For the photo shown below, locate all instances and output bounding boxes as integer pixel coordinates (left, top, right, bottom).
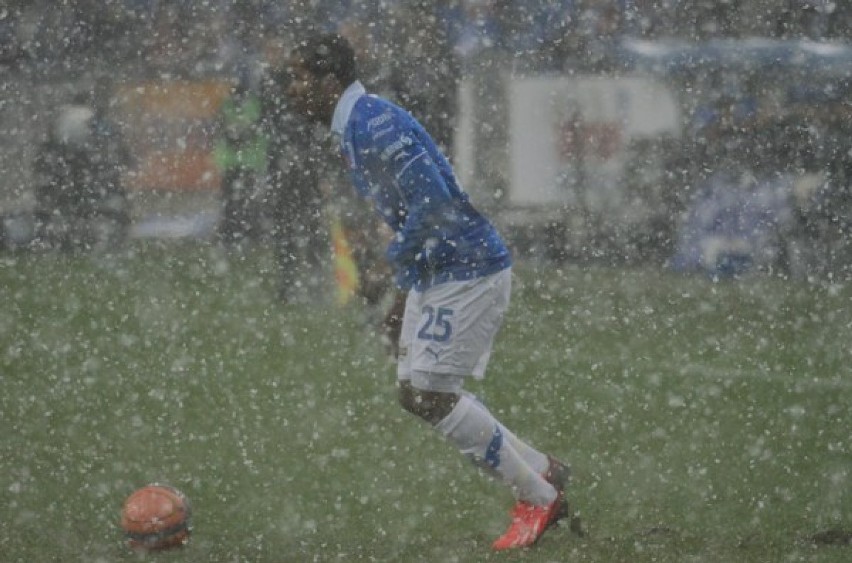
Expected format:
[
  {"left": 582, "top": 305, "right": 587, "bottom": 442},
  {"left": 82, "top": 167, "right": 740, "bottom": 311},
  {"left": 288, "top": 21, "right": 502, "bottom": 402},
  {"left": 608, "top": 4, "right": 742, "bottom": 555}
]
[{"left": 120, "top": 484, "right": 191, "bottom": 550}]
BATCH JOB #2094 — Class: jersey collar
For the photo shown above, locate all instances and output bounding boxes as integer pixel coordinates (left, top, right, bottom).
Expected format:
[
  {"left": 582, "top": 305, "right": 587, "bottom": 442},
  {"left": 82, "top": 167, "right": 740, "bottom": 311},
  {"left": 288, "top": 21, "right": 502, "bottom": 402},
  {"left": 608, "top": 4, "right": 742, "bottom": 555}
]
[{"left": 331, "top": 80, "right": 366, "bottom": 136}]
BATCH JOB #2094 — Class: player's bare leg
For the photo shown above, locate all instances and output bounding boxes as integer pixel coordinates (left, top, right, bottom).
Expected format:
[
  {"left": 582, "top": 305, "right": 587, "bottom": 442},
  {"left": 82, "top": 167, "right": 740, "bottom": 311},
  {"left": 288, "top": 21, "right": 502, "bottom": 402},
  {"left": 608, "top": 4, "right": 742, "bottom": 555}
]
[{"left": 397, "top": 381, "right": 457, "bottom": 424}]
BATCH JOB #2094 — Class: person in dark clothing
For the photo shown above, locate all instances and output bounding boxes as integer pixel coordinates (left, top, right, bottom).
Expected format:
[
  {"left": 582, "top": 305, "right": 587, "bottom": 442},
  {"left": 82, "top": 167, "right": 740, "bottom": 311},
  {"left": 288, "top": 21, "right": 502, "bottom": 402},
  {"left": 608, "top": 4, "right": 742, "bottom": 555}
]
[
  {"left": 384, "top": 0, "right": 460, "bottom": 155},
  {"left": 261, "top": 66, "right": 326, "bottom": 302},
  {"left": 214, "top": 68, "right": 269, "bottom": 247},
  {"left": 33, "top": 84, "right": 131, "bottom": 252}
]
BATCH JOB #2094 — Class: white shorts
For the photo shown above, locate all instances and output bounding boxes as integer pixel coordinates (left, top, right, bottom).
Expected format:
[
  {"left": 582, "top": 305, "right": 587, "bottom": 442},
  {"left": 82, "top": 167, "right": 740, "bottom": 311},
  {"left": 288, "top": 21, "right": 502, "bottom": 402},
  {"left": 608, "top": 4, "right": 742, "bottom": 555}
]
[{"left": 397, "top": 268, "right": 512, "bottom": 393}]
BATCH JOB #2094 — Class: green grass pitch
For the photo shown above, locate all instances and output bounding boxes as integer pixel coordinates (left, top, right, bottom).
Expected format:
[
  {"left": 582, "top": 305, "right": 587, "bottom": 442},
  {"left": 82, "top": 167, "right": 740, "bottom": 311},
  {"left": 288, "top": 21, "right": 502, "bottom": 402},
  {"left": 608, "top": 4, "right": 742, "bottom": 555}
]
[{"left": 1, "top": 243, "right": 850, "bottom": 562}]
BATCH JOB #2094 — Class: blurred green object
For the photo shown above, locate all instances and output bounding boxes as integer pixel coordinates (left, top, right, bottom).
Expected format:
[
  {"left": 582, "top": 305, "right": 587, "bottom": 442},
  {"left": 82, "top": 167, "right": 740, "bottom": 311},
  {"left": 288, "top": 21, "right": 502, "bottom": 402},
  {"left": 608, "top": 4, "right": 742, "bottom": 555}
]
[{"left": 213, "top": 95, "right": 268, "bottom": 173}]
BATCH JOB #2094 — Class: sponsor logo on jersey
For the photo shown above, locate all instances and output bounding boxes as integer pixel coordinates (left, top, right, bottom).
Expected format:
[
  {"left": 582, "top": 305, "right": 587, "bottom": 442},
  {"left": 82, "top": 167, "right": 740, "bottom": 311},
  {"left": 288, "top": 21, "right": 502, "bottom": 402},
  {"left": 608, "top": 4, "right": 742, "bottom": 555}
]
[
  {"left": 380, "top": 135, "right": 413, "bottom": 162},
  {"left": 367, "top": 112, "right": 392, "bottom": 130}
]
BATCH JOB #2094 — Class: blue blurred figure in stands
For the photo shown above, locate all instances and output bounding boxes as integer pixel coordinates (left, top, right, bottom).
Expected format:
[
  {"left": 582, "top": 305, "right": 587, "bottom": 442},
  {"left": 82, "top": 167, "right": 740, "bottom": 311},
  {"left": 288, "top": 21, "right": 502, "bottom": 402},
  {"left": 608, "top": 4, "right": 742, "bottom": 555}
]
[{"left": 501, "top": 0, "right": 579, "bottom": 71}]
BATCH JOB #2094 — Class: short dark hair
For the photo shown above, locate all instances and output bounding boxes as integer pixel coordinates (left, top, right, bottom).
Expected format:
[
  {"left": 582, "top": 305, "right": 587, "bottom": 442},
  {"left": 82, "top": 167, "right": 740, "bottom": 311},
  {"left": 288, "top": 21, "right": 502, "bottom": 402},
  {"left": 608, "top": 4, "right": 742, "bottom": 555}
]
[{"left": 294, "top": 34, "right": 358, "bottom": 86}]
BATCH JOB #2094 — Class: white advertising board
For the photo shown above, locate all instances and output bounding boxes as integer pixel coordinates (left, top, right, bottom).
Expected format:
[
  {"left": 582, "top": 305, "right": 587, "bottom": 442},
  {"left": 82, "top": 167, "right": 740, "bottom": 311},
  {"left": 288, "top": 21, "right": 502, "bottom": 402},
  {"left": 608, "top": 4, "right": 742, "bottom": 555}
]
[{"left": 507, "top": 76, "right": 680, "bottom": 209}]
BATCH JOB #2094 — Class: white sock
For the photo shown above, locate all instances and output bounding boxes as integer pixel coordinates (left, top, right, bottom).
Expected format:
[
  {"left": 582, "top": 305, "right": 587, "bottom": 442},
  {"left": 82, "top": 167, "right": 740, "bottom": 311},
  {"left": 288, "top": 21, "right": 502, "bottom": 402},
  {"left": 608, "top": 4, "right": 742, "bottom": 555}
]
[
  {"left": 462, "top": 392, "right": 549, "bottom": 475},
  {"left": 435, "top": 394, "right": 557, "bottom": 506}
]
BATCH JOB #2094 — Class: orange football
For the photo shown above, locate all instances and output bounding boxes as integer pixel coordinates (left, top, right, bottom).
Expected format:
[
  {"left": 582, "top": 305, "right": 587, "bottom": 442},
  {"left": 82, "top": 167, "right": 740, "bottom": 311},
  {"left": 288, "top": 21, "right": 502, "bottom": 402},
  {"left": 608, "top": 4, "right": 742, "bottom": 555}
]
[{"left": 120, "top": 484, "right": 191, "bottom": 550}]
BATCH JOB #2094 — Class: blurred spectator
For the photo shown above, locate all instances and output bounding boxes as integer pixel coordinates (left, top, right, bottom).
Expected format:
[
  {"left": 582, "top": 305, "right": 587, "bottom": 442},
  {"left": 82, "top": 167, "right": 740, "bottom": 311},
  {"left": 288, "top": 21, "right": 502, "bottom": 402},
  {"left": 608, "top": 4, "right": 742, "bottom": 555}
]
[
  {"left": 451, "top": 0, "right": 505, "bottom": 64},
  {"left": 261, "top": 65, "right": 327, "bottom": 303},
  {"left": 26, "top": 4, "right": 76, "bottom": 69},
  {"left": 787, "top": 98, "right": 852, "bottom": 278},
  {"left": 622, "top": 0, "right": 678, "bottom": 39},
  {"left": 575, "top": 0, "right": 624, "bottom": 72},
  {"left": 384, "top": 1, "right": 461, "bottom": 153},
  {"left": 0, "top": 5, "right": 24, "bottom": 67},
  {"left": 32, "top": 79, "right": 132, "bottom": 252},
  {"left": 675, "top": 0, "right": 739, "bottom": 39},
  {"left": 775, "top": 1, "right": 827, "bottom": 39},
  {"left": 825, "top": 2, "right": 852, "bottom": 38},
  {"left": 212, "top": 1, "right": 261, "bottom": 75},
  {"left": 213, "top": 66, "right": 269, "bottom": 247},
  {"left": 498, "top": 0, "right": 578, "bottom": 71},
  {"left": 145, "top": 4, "right": 194, "bottom": 75}
]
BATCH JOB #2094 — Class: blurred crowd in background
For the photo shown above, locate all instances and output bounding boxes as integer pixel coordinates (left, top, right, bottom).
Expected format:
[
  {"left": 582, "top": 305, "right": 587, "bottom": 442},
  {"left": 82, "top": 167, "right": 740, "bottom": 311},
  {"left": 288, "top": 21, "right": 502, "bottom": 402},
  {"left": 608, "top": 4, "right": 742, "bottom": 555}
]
[
  {"left": 1, "top": 1, "right": 851, "bottom": 74},
  {"left": 0, "top": 0, "right": 851, "bottom": 290}
]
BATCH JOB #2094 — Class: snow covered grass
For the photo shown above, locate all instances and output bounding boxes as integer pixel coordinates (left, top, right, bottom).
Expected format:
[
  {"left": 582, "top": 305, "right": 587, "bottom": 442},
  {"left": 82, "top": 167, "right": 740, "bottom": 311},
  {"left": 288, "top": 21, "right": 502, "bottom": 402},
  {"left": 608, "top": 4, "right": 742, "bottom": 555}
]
[{"left": 1, "top": 243, "right": 850, "bottom": 562}]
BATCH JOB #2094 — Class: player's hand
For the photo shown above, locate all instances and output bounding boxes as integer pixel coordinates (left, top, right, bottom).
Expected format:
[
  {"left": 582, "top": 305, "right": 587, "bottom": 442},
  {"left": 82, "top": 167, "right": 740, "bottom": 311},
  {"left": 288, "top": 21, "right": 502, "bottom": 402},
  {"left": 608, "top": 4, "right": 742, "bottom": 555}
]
[{"left": 381, "top": 291, "right": 406, "bottom": 359}]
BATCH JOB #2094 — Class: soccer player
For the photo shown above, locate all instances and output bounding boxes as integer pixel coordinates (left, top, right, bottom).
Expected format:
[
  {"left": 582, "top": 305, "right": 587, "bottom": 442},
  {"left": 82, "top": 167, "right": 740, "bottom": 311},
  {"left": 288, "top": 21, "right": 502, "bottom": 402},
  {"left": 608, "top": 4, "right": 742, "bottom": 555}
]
[{"left": 285, "top": 34, "right": 580, "bottom": 550}]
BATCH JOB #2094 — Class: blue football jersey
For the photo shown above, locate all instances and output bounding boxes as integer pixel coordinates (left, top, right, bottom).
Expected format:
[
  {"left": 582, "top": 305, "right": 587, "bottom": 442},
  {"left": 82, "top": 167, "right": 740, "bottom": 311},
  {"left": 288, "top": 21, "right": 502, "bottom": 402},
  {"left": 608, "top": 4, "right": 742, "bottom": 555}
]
[{"left": 331, "top": 81, "right": 511, "bottom": 291}]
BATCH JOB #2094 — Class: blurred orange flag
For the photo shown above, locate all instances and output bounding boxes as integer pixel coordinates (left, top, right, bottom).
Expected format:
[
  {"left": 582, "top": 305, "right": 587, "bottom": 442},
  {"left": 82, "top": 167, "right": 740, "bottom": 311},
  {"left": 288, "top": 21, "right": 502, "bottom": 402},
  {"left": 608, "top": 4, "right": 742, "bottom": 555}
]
[{"left": 330, "top": 217, "right": 359, "bottom": 306}]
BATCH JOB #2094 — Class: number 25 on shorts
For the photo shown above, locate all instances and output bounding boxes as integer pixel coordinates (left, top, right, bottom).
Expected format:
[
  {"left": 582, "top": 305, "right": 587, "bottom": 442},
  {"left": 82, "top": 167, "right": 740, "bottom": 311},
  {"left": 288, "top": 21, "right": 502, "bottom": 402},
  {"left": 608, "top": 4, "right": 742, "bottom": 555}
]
[{"left": 417, "top": 306, "right": 454, "bottom": 342}]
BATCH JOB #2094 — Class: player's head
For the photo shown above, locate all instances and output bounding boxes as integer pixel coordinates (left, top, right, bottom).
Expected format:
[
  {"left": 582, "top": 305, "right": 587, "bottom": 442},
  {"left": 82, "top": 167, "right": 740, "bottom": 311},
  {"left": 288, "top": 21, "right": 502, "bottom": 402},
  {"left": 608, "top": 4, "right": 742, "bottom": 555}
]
[{"left": 287, "top": 34, "right": 357, "bottom": 124}]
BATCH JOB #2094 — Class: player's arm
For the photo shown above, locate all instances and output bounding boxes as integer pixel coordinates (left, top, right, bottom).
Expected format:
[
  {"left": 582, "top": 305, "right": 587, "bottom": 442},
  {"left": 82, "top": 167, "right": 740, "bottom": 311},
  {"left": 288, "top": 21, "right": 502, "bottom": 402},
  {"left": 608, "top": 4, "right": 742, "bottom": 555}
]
[{"left": 381, "top": 289, "right": 407, "bottom": 359}]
